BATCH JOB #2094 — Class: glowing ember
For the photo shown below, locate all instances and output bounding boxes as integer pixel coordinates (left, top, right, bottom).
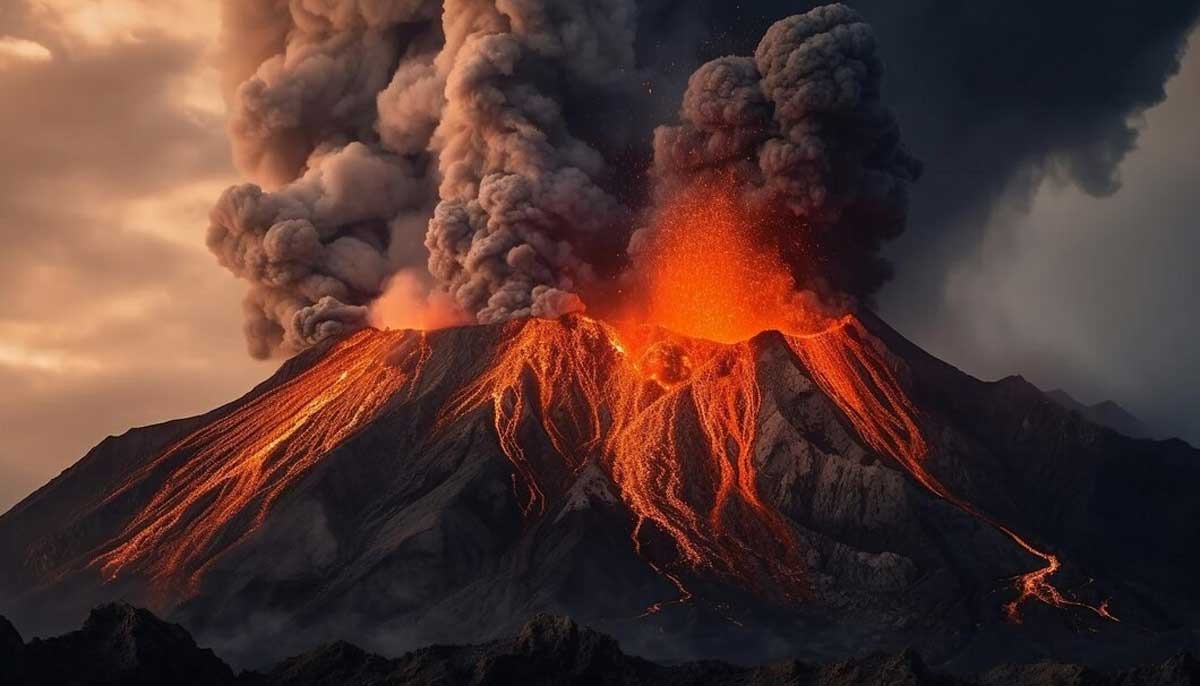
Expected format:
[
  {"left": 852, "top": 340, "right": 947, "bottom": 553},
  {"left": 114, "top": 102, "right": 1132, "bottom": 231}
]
[
  {"left": 610, "top": 181, "right": 1117, "bottom": 620},
  {"left": 620, "top": 180, "right": 832, "bottom": 344},
  {"left": 92, "top": 329, "right": 430, "bottom": 593}
]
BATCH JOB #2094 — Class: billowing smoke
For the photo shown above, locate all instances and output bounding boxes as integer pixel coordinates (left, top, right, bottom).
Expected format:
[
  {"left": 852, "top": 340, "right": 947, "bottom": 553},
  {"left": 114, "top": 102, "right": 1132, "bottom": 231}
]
[
  {"left": 424, "top": 0, "right": 635, "bottom": 323},
  {"left": 210, "top": 3, "right": 920, "bottom": 356},
  {"left": 211, "top": 0, "right": 637, "bottom": 356},
  {"left": 648, "top": 4, "right": 921, "bottom": 301},
  {"left": 209, "top": 0, "right": 443, "bottom": 358}
]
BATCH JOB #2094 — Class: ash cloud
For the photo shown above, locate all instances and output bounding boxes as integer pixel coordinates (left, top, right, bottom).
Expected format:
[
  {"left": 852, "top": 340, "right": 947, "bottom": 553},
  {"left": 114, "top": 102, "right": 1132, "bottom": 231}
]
[
  {"left": 213, "top": 0, "right": 637, "bottom": 356},
  {"left": 649, "top": 4, "right": 921, "bottom": 301},
  {"left": 211, "top": 0, "right": 1200, "bottom": 363},
  {"left": 210, "top": 0, "right": 444, "bottom": 358},
  {"left": 633, "top": 0, "right": 1200, "bottom": 314},
  {"left": 424, "top": 0, "right": 635, "bottom": 323}
]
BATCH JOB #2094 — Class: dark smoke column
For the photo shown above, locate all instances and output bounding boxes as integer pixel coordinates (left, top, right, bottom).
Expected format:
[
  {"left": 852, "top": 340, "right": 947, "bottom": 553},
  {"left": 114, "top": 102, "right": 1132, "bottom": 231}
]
[
  {"left": 424, "top": 0, "right": 634, "bottom": 323},
  {"left": 209, "top": 0, "right": 638, "bottom": 356},
  {"left": 207, "top": 1, "right": 443, "bottom": 358},
  {"left": 650, "top": 3, "right": 922, "bottom": 301}
]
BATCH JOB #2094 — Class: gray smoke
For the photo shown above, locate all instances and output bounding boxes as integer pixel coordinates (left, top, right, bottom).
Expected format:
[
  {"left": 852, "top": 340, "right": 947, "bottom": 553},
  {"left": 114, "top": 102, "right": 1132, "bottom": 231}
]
[
  {"left": 212, "top": 0, "right": 637, "bottom": 356},
  {"left": 210, "top": 2, "right": 920, "bottom": 356},
  {"left": 210, "top": 0, "right": 442, "bottom": 358},
  {"left": 650, "top": 4, "right": 921, "bottom": 300},
  {"left": 423, "top": 0, "right": 635, "bottom": 323}
]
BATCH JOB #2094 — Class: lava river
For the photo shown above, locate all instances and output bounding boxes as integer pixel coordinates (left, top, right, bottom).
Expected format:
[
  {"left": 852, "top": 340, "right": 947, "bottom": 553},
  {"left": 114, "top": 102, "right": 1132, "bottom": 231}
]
[{"left": 90, "top": 328, "right": 431, "bottom": 594}]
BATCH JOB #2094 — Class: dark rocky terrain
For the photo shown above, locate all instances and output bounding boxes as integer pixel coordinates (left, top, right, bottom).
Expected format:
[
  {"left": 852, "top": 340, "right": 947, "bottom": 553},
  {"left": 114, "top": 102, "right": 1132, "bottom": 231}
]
[
  {"left": 2, "top": 605, "right": 1197, "bottom": 686},
  {"left": 0, "top": 603, "right": 232, "bottom": 685},
  {"left": 1, "top": 313, "right": 1198, "bottom": 672}
]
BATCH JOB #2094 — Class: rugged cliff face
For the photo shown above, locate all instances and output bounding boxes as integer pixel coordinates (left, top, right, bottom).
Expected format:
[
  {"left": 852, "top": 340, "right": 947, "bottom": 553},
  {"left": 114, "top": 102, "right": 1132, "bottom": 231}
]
[{"left": 1, "top": 314, "right": 1197, "bottom": 670}]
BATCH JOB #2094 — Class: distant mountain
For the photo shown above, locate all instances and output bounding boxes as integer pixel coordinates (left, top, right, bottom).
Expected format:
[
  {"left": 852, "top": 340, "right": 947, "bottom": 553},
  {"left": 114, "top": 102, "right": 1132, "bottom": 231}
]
[
  {"left": 1044, "top": 389, "right": 1151, "bottom": 439},
  {"left": 3, "top": 606, "right": 1198, "bottom": 686},
  {"left": 1, "top": 313, "right": 1198, "bottom": 672}
]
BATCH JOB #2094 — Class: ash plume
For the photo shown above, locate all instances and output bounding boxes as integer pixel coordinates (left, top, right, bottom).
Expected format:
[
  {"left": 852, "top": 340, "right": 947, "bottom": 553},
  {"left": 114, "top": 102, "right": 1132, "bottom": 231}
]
[
  {"left": 423, "top": 0, "right": 635, "bottom": 323},
  {"left": 648, "top": 3, "right": 921, "bottom": 301},
  {"left": 210, "top": 0, "right": 442, "bottom": 358},
  {"left": 211, "top": 0, "right": 637, "bottom": 356}
]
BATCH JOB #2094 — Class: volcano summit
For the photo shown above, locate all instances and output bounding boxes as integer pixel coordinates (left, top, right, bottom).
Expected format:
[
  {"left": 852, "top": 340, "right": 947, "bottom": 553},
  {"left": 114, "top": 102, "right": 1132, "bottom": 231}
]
[
  {"left": 1, "top": 310, "right": 1197, "bottom": 670},
  {"left": 3, "top": 0, "right": 1199, "bottom": 679}
]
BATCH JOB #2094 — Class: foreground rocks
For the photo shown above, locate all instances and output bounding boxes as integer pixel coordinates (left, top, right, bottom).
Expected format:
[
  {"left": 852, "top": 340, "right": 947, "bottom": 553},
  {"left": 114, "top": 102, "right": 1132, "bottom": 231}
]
[{"left": 1, "top": 606, "right": 1196, "bottom": 686}]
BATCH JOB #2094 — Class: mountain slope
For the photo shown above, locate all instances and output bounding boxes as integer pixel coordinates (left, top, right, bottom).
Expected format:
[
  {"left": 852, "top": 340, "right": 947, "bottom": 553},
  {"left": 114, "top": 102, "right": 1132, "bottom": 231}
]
[
  {"left": 1045, "top": 389, "right": 1151, "bottom": 439},
  {"left": 1, "top": 313, "right": 1197, "bottom": 670}
]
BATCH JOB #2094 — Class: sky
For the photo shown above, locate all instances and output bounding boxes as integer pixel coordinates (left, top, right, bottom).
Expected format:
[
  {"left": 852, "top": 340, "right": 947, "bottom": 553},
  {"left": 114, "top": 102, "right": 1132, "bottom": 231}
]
[
  {"left": 0, "top": 2, "right": 1197, "bottom": 511},
  {"left": 0, "top": 1, "right": 266, "bottom": 510}
]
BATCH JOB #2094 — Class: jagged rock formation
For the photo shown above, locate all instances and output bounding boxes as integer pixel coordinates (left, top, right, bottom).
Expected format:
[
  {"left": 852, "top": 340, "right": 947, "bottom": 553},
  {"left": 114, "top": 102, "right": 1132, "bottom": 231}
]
[
  {"left": 1, "top": 314, "right": 1198, "bottom": 671},
  {"left": 0, "top": 603, "right": 232, "bottom": 685},
  {"left": 3, "top": 608, "right": 1197, "bottom": 686}
]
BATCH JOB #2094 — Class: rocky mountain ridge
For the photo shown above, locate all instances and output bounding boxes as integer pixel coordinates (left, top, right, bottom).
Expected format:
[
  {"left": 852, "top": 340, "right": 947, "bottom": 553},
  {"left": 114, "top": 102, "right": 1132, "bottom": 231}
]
[{"left": 3, "top": 604, "right": 1197, "bottom": 686}]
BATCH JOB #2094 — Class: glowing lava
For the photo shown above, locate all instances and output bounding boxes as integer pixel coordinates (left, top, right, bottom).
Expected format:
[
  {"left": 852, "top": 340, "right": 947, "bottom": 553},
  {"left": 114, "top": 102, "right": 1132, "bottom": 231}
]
[
  {"left": 92, "top": 329, "right": 430, "bottom": 593},
  {"left": 87, "top": 180, "right": 1113, "bottom": 623},
  {"left": 608, "top": 180, "right": 1116, "bottom": 621},
  {"left": 785, "top": 318, "right": 1115, "bottom": 622}
]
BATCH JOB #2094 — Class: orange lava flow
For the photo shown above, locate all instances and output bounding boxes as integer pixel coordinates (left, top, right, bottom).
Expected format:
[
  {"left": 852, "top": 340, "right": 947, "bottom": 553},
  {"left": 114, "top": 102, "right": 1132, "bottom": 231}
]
[
  {"left": 606, "top": 179, "right": 1116, "bottom": 621},
  {"left": 434, "top": 314, "right": 807, "bottom": 598},
  {"left": 91, "top": 329, "right": 430, "bottom": 593},
  {"left": 785, "top": 316, "right": 1116, "bottom": 623}
]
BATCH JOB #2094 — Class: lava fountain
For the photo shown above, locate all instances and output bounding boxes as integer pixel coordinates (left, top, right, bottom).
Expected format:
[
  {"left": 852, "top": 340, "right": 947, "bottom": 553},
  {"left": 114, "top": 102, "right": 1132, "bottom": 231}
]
[
  {"left": 604, "top": 181, "right": 1116, "bottom": 621},
  {"left": 87, "top": 181, "right": 1112, "bottom": 622}
]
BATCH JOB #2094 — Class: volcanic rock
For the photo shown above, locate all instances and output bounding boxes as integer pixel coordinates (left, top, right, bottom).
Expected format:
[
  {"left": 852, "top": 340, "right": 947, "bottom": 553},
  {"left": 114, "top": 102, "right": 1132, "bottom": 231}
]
[
  {"left": 2, "top": 603, "right": 232, "bottom": 685},
  {"left": 1, "top": 314, "right": 1197, "bottom": 671},
  {"left": 5, "top": 607, "right": 1198, "bottom": 686}
]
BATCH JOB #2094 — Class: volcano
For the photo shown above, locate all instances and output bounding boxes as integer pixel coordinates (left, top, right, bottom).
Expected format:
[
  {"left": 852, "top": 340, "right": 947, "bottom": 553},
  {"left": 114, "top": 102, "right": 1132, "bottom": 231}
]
[{"left": 1, "top": 312, "right": 1198, "bottom": 670}]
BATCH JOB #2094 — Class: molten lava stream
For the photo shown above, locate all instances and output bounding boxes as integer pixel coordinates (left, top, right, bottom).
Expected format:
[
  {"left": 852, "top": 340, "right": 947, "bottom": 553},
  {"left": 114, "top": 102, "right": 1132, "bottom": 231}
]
[
  {"left": 435, "top": 316, "right": 808, "bottom": 601},
  {"left": 605, "top": 341, "right": 808, "bottom": 599},
  {"left": 436, "top": 319, "right": 623, "bottom": 519},
  {"left": 92, "top": 329, "right": 429, "bottom": 593},
  {"left": 786, "top": 318, "right": 1116, "bottom": 622}
]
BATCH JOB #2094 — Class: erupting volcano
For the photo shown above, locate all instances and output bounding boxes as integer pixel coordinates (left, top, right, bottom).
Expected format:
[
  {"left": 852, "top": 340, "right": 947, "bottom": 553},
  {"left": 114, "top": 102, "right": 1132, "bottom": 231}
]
[
  {"left": 3, "top": 182, "right": 1153, "bottom": 669},
  {"left": 1, "top": 272, "right": 1192, "bottom": 667},
  {"left": 4, "top": 3, "right": 1198, "bottom": 674}
]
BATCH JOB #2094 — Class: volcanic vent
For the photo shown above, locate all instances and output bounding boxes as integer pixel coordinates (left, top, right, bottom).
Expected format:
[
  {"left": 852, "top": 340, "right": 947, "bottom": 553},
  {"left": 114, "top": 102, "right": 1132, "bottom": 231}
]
[{"left": 7, "top": 294, "right": 1192, "bottom": 668}]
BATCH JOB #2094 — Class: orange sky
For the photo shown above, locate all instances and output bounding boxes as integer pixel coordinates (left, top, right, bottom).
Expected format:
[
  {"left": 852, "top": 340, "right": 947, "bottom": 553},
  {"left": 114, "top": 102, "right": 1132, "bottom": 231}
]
[{"left": 0, "top": 2, "right": 267, "bottom": 509}]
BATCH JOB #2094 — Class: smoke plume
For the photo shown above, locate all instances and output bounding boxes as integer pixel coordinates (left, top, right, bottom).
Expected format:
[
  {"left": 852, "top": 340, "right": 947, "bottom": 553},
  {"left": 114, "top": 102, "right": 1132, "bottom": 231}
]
[
  {"left": 209, "top": 0, "right": 442, "bottom": 358},
  {"left": 648, "top": 4, "right": 921, "bottom": 301},
  {"left": 424, "top": 0, "right": 635, "bottom": 324},
  {"left": 212, "top": 0, "right": 642, "bottom": 356}
]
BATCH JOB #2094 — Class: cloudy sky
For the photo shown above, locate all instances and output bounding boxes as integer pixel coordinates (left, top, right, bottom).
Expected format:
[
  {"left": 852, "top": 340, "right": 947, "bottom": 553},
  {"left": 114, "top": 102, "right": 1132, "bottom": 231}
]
[
  {"left": 0, "top": 1, "right": 265, "bottom": 510},
  {"left": 0, "top": 1, "right": 1197, "bottom": 511}
]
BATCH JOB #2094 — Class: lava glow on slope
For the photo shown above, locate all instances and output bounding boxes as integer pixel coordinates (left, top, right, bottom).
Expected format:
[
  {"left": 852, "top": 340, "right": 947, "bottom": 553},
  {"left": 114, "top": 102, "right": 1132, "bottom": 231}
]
[
  {"left": 90, "top": 182, "right": 1111, "bottom": 623},
  {"left": 91, "top": 329, "right": 431, "bottom": 593},
  {"left": 612, "top": 181, "right": 1112, "bottom": 620}
]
